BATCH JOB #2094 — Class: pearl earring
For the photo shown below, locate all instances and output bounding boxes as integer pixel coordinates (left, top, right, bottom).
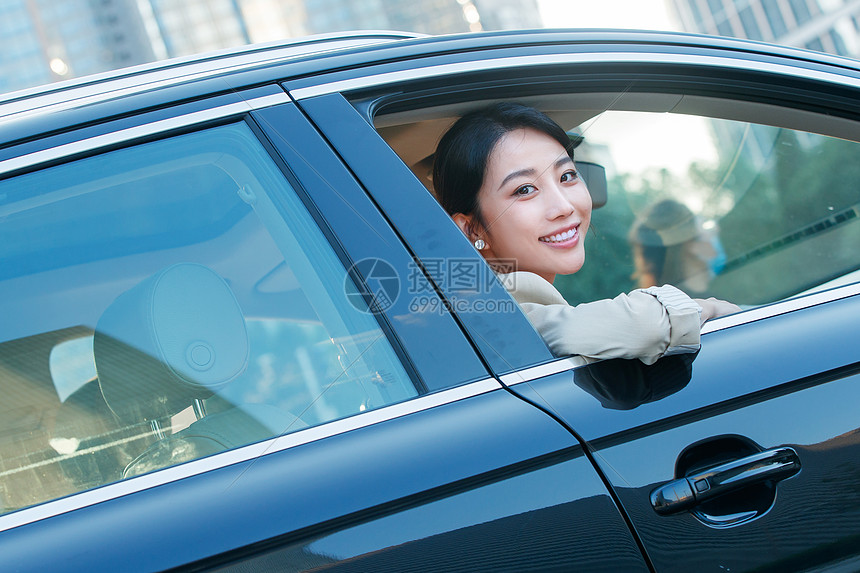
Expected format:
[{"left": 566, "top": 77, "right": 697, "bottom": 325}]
[{"left": 474, "top": 239, "right": 486, "bottom": 250}]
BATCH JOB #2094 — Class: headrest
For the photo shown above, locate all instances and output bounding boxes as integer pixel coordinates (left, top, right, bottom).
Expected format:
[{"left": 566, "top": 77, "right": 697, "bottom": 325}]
[{"left": 94, "top": 263, "right": 248, "bottom": 424}]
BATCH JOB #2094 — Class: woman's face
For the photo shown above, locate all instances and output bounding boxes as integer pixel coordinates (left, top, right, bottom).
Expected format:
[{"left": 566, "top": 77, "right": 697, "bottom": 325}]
[{"left": 455, "top": 128, "right": 592, "bottom": 284}]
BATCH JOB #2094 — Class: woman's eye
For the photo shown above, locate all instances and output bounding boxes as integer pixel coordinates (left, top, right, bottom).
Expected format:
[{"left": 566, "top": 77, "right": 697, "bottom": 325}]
[
  {"left": 560, "top": 170, "right": 579, "bottom": 183},
  {"left": 514, "top": 184, "right": 537, "bottom": 196}
]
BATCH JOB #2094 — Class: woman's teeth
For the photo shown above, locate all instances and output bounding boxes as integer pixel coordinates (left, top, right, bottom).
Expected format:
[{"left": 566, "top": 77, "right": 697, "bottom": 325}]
[{"left": 540, "top": 228, "right": 576, "bottom": 243}]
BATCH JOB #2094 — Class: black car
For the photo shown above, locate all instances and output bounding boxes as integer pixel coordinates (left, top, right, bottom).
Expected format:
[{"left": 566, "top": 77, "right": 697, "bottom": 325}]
[{"left": 1, "top": 29, "right": 859, "bottom": 571}]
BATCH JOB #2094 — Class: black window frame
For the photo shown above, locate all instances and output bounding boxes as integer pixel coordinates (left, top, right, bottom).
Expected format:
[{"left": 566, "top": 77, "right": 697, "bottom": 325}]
[{"left": 283, "top": 43, "right": 860, "bottom": 377}]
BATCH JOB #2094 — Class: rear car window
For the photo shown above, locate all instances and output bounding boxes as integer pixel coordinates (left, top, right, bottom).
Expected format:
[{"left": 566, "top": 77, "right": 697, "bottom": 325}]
[
  {"left": 380, "top": 104, "right": 860, "bottom": 310},
  {"left": 0, "top": 122, "right": 416, "bottom": 515}
]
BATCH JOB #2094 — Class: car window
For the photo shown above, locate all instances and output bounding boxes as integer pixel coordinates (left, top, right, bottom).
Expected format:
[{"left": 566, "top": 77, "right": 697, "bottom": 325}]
[
  {"left": 0, "top": 121, "right": 416, "bottom": 515},
  {"left": 379, "top": 102, "right": 859, "bottom": 314},
  {"left": 557, "top": 110, "right": 860, "bottom": 308},
  {"left": 378, "top": 99, "right": 859, "bottom": 325}
]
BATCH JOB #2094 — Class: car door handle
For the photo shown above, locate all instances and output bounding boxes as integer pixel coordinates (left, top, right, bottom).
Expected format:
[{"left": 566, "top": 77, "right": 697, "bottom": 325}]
[{"left": 650, "top": 447, "right": 801, "bottom": 515}]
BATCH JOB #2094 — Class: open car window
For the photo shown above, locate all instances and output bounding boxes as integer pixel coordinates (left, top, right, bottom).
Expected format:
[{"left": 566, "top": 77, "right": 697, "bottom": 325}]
[
  {"left": 0, "top": 121, "right": 416, "bottom": 515},
  {"left": 560, "top": 109, "right": 860, "bottom": 307},
  {"left": 376, "top": 96, "right": 860, "bottom": 312}
]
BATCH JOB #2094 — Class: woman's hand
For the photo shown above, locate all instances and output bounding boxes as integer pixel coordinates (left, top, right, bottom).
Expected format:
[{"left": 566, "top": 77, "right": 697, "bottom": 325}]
[{"left": 694, "top": 297, "right": 742, "bottom": 322}]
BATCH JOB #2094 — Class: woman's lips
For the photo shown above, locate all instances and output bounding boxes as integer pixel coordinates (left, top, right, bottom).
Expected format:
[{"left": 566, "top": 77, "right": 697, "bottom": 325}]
[{"left": 539, "top": 225, "right": 580, "bottom": 247}]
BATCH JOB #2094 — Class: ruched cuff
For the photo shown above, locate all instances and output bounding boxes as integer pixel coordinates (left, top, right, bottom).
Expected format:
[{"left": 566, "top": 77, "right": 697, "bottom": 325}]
[{"left": 641, "top": 285, "right": 702, "bottom": 356}]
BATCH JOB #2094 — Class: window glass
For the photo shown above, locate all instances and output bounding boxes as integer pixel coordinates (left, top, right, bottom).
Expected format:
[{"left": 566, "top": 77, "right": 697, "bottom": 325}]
[
  {"left": 559, "top": 110, "right": 860, "bottom": 308},
  {"left": 688, "top": 1, "right": 704, "bottom": 29},
  {"left": 0, "top": 122, "right": 416, "bottom": 515},
  {"left": 805, "top": 37, "right": 825, "bottom": 52},
  {"left": 738, "top": 6, "right": 763, "bottom": 40},
  {"left": 761, "top": 0, "right": 788, "bottom": 38},
  {"left": 788, "top": 0, "right": 812, "bottom": 25}
]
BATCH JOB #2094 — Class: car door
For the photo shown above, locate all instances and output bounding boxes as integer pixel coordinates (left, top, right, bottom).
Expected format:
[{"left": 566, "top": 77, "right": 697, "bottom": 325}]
[
  {"left": 511, "top": 293, "right": 860, "bottom": 571},
  {"left": 0, "top": 83, "right": 647, "bottom": 571},
  {"left": 288, "top": 32, "right": 860, "bottom": 571},
  {"left": 502, "top": 81, "right": 860, "bottom": 570}
]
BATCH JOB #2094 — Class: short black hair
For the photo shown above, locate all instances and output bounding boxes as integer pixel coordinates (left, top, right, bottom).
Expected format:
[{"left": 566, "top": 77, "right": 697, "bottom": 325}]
[{"left": 433, "top": 102, "right": 573, "bottom": 224}]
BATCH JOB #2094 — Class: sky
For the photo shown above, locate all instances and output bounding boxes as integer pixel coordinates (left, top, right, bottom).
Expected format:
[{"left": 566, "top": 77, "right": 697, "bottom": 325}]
[{"left": 536, "top": 0, "right": 680, "bottom": 31}]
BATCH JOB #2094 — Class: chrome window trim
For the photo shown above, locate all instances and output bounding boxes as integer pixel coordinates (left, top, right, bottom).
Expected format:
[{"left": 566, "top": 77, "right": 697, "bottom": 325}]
[
  {"left": 500, "top": 357, "right": 587, "bottom": 386},
  {"left": 291, "top": 51, "right": 860, "bottom": 100},
  {"left": 501, "top": 282, "right": 860, "bottom": 387},
  {"left": 0, "top": 92, "right": 290, "bottom": 176},
  {"left": 0, "top": 377, "right": 501, "bottom": 533},
  {"left": 702, "top": 280, "right": 860, "bottom": 334}
]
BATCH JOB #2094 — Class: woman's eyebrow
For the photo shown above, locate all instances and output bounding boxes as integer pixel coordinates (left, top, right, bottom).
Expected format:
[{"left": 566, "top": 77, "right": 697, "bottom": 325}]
[
  {"left": 556, "top": 155, "right": 575, "bottom": 168},
  {"left": 497, "top": 156, "right": 574, "bottom": 191},
  {"left": 498, "top": 168, "right": 537, "bottom": 191}
]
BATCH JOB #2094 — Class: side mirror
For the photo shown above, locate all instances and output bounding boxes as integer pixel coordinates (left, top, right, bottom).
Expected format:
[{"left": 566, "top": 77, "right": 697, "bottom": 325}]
[{"left": 575, "top": 161, "right": 607, "bottom": 208}]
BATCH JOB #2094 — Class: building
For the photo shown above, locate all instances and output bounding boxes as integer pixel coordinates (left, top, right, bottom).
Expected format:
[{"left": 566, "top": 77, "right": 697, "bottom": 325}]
[
  {"left": 474, "top": 0, "right": 542, "bottom": 31},
  {"left": 669, "top": 0, "right": 860, "bottom": 165},
  {"left": 140, "top": 0, "right": 543, "bottom": 58},
  {"left": 669, "top": 0, "right": 860, "bottom": 58},
  {"left": 0, "top": 0, "right": 153, "bottom": 94},
  {"left": 299, "top": 0, "right": 542, "bottom": 36},
  {"left": 1, "top": 0, "right": 545, "bottom": 94}
]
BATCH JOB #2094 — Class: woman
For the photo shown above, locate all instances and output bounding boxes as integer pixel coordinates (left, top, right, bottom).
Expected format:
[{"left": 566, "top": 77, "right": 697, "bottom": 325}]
[{"left": 433, "top": 102, "right": 739, "bottom": 365}]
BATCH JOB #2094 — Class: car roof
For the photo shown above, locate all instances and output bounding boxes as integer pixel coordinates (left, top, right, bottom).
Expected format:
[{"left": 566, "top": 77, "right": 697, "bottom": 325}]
[
  {"left": 1, "top": 28, "right": 857, "bottom": 147},
  {"left": 0, "top": 31, "right": 416, "bottom": 122}
]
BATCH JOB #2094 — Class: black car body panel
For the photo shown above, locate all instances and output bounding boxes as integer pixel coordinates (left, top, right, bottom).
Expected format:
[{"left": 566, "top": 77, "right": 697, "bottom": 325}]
[{"left": 510, "top": 292, "right": 860, "bottom": 569}]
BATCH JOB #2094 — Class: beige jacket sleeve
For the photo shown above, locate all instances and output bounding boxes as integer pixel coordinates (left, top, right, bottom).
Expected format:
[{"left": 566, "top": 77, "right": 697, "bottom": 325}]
[{"left": 498, "top": 271, "right": 703, "bottom": 365}]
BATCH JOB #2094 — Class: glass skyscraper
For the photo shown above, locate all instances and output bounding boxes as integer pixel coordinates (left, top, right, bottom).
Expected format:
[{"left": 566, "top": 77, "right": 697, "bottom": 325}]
[
  {"left": 0, "top": 0, "right": 153, "bottom": 93},
  {"left": 670, "top": 0, "right": 860, "bottom": 57},
  {"left": 1, "top": 0, "right": 544, "bottom": 94},
  {"left": 138, "top": 0, "right": 251, "bottom": 59},
  {"left": 0, "top": 0, "right": 50, "bottom": 93},
  {"left": 669, "top": 0, "right": 859, "bottom": 177}
]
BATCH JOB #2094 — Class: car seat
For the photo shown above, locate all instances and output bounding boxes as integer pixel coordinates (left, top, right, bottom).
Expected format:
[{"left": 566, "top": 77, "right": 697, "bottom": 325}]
[{"left": 93, "top": 263, "right": 304, "bottom": 479}]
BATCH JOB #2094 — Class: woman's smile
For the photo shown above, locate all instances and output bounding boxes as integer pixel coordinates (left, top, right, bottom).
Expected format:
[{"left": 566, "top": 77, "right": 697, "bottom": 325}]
[{"left": 539, "top": 224, "right": 581, "bottom": 247}]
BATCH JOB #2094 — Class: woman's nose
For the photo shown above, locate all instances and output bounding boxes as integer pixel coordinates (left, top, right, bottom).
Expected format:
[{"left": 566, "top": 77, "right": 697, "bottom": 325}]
[{"left": 544, "top": 183, "right": 576, "bottom": 219}]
